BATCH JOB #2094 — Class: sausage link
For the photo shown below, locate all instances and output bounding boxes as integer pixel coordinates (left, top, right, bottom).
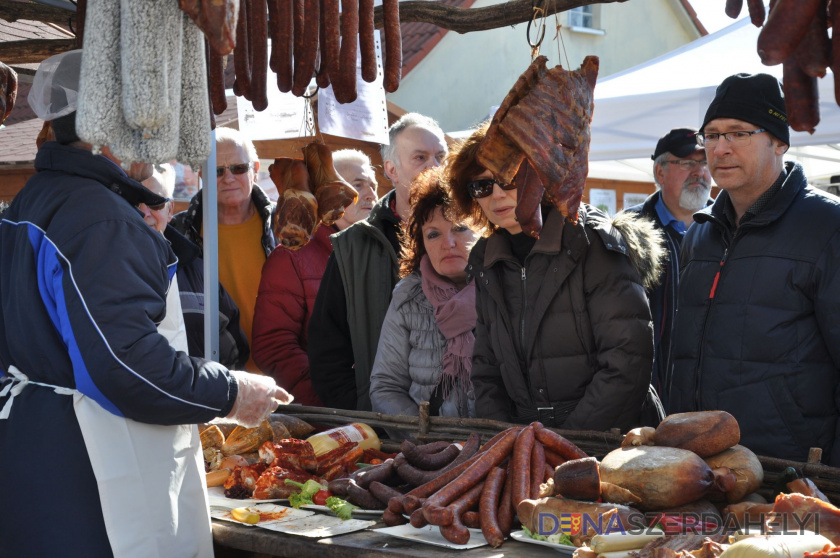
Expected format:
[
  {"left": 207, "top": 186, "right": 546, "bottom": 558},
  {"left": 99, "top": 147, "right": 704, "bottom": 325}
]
[
  {"left": 354, "top": 458, "right": 396, "bottom": 488},
  {"left": 793, "top": 0, "right": 829, "bottom": 78},
  {"left": 382, "top": 0, "right": 401, "bottom": 92},
  {"left": 783, "top": 57, "right": 820, "bottom": 133},
  {"left": 233, "top": 0, "right": 251, "bottom": 98},
  {"left": 534, "top": 426, "right": 587, "bottom": 461},
  {"left": 410, "top": 507, "right": 429, "bottom": 528},
  {"left": 746, "top": 0, "right": 766, "bottom": 26},
  {"left": 529, "top": 440, "right": 545, "bottom": 500},
  {"left": 403, "top": 443, "right": 460, "bottom": 470},
  {"left": 400, "top": 440, "right": 450, "bottom": 455},
  {"left": 725, "top": 0, "right": 743, "bottom": 18},
  {"left": 274, "top": 0, "right": 293, "bottom": 91},
  {"left": 510, "top": 425, "right": 534, "bottom": 507},
  {"left": 359, "top": 0, "right": 377, "bottom": 82},
  {"left": 369, "top": 480, "right": 403, "bottom": 505},
  {"left": 292, "top": 0, "right": 319, "bottom": 95},
  {"left": 439, "top": 482, "right": 485, "bottom": 544},
  {"left": 462, "top": 511, "right": 481, "bottom": 529},
  {"left": 382, "top": 507, "right": 408, "bottom": 526},
  {"left": 545, "top": 462, "right": 555, "bottom": 483},
  {"left": 497, "top": 463, "right": 514, "bottom": 536},
  {"left": 403, "top": 495, "right": 424, "bottom": 514},
  {"left": 328, "top": 477, "right": 351, "bottom": 497},
  {"left": 544, "top": 448, "right": 566, "bottom": 468},
  {"left": 267, "top": 0, "right": 282, "bottom": 73},
  {"left": 317, "top": 0, "right": 340, "bottom": 87},
  {"left": 248, "top": 0, "right": 269, "bottom": 110},
  {"left": 757, "top": 0, "right": 822, "bottom": 66},
  {"left": 346, "top": 479, "right": 386, "bottom": 510},
  {"left": 480, "top": 467, "right": 506, "bottom": 548},
  {"left": 208, "top": 41, "right": 227, "bottom": 114},
  {"left": 334, "top": 0, "right": 359, "bottom": 103},
  {"left": 422, "top": 428, "right": 518, "bottom": 525}
]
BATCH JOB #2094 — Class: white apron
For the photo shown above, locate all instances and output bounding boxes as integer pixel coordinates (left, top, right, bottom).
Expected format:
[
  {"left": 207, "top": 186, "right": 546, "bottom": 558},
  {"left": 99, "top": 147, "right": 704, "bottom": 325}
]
[{"left": 1, "top": 275, "right": 214, "bottom": 558}]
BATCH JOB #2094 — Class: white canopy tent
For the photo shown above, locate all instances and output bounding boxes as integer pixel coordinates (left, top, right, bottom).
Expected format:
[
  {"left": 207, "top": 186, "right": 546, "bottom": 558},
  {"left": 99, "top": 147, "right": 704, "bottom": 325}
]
[{"left": 588, "top": 17, "right": 840, "bottom": 189}]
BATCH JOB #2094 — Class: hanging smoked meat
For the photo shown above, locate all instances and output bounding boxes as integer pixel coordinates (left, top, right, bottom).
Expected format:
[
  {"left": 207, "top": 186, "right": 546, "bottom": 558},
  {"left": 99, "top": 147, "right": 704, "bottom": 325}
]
[
  {"left": 302, "top": 141, "right": 358, "bottom": 226},
  {"left": 477, "top": 56, "right": 599, "bottom": 233},
  {"left": 179, "top": 0, "right": 239, "bottom": 56},
  {"left": 269, "top": 158, "right": 320, "bottom": 250},
  {"left": 0, "top": 61, "right": 18, "bottom": 126}
]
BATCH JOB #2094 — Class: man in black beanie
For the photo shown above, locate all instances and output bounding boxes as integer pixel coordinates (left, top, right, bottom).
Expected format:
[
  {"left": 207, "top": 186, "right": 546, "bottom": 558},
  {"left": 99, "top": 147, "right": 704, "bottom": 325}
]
[{"left": 669, "top": 72, "right": 840, "bottom": 466}]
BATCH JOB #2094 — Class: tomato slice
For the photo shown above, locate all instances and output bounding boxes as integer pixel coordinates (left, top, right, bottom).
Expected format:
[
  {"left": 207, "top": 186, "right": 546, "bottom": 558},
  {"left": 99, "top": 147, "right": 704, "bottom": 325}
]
[{"left": 313, "top": 489, "right": 332, "bottom": 506}]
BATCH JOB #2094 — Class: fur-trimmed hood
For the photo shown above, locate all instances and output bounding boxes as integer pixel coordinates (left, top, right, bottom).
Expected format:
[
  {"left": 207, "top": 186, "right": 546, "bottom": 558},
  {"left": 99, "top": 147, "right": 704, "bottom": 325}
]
[{"left": 592, "top": 209, "right": 667, "bottom": 291}]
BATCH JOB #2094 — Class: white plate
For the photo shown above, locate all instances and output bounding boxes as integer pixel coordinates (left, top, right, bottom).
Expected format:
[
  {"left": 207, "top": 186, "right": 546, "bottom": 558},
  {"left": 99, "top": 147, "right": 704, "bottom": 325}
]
[
  {"left": 302, "top": 504, "right": 384, "bottom": 518},
  {"left": 374, "top": 524, "right": 487, "bottom": 550},
  {"left": 259, "top": 514, "right": 377, "bottom": 537},
  {"left": 207, "top": 485, "right": 288, "bottom": 508},
  {"left": 209, "top": 503, "right": 315, "bottom": 527},
  {"left": 510, "top": 530, "right": 577, "bottom": 554}
]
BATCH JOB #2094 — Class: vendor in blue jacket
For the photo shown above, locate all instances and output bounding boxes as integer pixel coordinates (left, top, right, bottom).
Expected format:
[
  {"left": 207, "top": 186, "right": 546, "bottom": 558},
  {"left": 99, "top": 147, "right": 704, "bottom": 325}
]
[
  {"left": 0, "top": 50, "right": 292, "bottom": 557},
  {"left": 669, "top": 72, "right": 840, "bottom": 466}
]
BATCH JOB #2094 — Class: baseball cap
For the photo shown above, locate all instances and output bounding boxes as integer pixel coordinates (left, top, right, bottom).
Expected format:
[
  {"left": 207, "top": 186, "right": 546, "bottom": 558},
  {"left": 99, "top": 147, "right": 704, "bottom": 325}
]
[{"left": 651, "top": 128, "right": 703, "bottom": 161}]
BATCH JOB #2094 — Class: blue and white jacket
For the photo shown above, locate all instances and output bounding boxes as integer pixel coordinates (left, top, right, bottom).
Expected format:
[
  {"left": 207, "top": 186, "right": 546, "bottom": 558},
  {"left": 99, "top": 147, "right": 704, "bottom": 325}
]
[{"left": 0, "top": 143, "right": 237, "bottom": 556}]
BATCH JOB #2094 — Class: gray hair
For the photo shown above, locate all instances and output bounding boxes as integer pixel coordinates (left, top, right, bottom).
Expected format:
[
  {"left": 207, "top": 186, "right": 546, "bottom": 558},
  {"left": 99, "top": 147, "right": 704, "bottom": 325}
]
[
  {"left": 652, "top": 152, "right": 670, "bottom": 190},
  {"left": 155, "top": 163, "right": 176, "bottom": 198},
  {"left": 333, "top": 148, "right": 374, "bottom": 174},
  {"left": 380, "top": 113, "right": 445, "bottom": 167},
  {"left": 215, "top": 126, "right": 259, "bottom": 163}
]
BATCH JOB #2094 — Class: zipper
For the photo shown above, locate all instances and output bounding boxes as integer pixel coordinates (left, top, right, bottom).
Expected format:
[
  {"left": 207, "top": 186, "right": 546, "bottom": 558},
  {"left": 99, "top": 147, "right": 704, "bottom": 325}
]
[
  {"left": 520, "top": 266, "right": 527, "bottom": 350},
  {"left": 693, "top": 235, "right": 735, "bottom": 410}
]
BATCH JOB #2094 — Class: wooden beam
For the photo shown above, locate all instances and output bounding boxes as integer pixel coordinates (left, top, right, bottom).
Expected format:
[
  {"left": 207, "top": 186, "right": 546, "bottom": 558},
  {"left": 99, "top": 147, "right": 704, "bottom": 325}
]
[
  {"left": 0, "top": 0, "right": 76, "bottom": 27},
  {"left": 0, "top": 39, "right": 76, "bottom": 65},
  {"left": 372, "top": 0, "right": 628, "bottom": 34}
]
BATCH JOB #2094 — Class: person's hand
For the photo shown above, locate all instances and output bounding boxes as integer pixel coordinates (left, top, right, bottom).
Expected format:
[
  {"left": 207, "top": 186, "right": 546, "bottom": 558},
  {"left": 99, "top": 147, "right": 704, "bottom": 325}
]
[{"left": 226, "top": 371, "right": 294, "bottom": 428}]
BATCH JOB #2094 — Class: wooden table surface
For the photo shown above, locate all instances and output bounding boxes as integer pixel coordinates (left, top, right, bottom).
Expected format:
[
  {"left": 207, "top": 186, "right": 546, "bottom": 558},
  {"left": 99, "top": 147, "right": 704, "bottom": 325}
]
[{"left": 212, "top": 519, "right": 564, "bottom": 558}]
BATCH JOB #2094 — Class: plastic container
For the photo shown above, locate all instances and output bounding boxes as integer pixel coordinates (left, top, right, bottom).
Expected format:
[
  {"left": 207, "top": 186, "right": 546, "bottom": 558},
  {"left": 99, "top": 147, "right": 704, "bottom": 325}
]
[{"left": 305, "top": 422, "right": 381, "bottom": 456}]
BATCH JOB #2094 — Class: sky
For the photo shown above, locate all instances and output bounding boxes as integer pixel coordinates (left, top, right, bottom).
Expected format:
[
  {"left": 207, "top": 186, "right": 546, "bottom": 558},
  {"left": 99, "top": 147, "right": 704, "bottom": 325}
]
[{"left": 690, "top": 1, "right": 748, "bottom": 34}]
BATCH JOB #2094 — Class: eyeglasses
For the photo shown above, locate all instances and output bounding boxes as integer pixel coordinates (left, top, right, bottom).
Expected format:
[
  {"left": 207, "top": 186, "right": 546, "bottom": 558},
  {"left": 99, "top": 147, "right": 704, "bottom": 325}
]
[
  {"left": 663, "top": 159, "right": 708, "bottom": 171},
  {"left": 695, "top": 129, "right": 766, "bottom": 147},
  {"left": 467, "top": 178, "right": 516, "bottom": 199},
  {"left": 216, "top": 163, "right": 252, "bottom": 178},
  {"left": 147, "top": 199, "right": 171, "bottom": 211}
]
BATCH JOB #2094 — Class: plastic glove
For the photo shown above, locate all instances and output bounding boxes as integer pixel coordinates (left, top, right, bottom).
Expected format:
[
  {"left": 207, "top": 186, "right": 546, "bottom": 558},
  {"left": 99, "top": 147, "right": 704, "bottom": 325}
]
[{"left": 226, "top": 371, "right": 294, "bottom": 428}]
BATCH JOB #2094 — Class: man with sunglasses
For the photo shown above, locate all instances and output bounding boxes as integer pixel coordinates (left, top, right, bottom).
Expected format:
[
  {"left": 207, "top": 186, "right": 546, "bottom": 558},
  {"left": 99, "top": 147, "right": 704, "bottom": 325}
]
[
  {"left": 172, "top": 127, "right": 276, "bottom": 372},
  {"left": 669, "top": 73, "right": 840, "bottom": 466},
  {"left": 142, "top": 166, "right": 250, "bottom": 371},
  {"left": 623, "top": 128, "right": 712, "bottom": 414},
  {"left": 308, "top": 113, "right": 448, "bottom": 411}
]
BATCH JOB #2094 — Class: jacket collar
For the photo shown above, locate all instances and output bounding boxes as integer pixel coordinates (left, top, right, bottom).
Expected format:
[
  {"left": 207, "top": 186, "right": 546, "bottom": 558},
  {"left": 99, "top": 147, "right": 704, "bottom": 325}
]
[
  {"left": 367, "top": 189, "right": 400, "bottom": 228},
  {"left": 483, "top": 205, "right": 567, "bottom": 268},
  {"left": 164, "top": 224, "right": 201, "bottom": 264},
  {"left": 696, "top": 161, "right": 805, "bottom": 229},
  {"left": 35, "top": 142, "right": 168, "bottom": 208}
]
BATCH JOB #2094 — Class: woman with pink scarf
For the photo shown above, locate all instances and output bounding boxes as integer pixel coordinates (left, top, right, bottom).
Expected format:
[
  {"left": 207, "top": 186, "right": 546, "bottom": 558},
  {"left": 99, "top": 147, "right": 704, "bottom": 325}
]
[{"left": 370, "top": 168, "right": 479, "bottom": 437}]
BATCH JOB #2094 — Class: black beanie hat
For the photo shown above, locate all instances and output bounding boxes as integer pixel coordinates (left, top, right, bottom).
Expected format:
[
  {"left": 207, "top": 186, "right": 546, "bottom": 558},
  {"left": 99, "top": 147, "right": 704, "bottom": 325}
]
[{"left": 701, "top": 73, "right": 789, "bottom": 146}]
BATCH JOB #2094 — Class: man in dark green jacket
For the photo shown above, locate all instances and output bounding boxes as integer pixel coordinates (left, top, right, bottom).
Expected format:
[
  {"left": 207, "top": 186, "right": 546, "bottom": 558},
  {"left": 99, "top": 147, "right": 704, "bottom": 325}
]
[{"left": 308, "top": 113, "right": 447, "bottom": 411}]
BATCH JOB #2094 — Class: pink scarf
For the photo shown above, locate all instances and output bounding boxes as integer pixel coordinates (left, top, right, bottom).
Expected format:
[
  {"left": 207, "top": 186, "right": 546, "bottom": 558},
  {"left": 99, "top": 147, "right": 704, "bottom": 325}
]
[{"left": 420, "top": 254, "right": 476, "bottom": 406}]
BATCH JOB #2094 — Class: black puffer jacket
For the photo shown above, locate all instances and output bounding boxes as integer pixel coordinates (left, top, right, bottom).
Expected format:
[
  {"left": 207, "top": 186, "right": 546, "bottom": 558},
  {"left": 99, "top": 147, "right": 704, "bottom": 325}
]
[
  {"left": 670, "top": 162, "right": 840, "bottom": 465},
  {"left": 468, "top": 204, "right": 664, "bottom": 432}
]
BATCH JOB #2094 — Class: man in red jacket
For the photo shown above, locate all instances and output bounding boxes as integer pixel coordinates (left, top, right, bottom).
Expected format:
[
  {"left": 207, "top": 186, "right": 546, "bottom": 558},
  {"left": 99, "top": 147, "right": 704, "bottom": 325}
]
[{"left": 251, "top": 150, "right": 377, "bottom": 405}]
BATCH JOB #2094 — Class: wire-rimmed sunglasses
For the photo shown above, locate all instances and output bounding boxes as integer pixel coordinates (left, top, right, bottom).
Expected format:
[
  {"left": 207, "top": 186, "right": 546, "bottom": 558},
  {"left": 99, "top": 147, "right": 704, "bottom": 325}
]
[
  {"left": 467, "top": 178, "right": 516, "bottom": 199},
  {"left": 216, "top": 163, "right": 252, "bottom": 178}
]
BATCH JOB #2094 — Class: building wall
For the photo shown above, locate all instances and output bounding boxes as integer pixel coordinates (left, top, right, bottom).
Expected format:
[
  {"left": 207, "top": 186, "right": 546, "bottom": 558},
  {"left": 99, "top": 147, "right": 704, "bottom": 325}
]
[
  {"left": 388, "top": 0, "right": 700, "bottom": 132},
  {"left": 0, "top": 168, "right": 36, "bottom": 202}
]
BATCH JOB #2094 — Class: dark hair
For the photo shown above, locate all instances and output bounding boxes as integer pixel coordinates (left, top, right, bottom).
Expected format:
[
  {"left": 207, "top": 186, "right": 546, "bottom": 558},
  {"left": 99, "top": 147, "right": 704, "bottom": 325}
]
[
  {"left": 51, "top": 111, "right": 80, "bottom": 145},
  {"left": 400, "top": 167, "right": 457, "bottom": 278},
  {"left": 446, "top": 122, "right": 496, "bottom": 234}
]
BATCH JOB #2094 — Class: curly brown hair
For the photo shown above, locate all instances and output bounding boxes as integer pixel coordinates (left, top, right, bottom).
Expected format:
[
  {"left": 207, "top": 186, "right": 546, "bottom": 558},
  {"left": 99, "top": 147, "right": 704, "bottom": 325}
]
[
  {"left": 446, "top": 121, "right": 495, "bottom": 234},
  {"left": 399, "top": 167, "right": 459, "bottom": 278}
]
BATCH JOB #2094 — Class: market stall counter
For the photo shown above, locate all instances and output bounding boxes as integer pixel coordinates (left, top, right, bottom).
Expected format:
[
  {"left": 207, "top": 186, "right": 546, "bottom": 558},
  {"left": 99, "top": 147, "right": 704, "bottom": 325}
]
[{"left": 212, "top": 519, "right": 560, "bottom": 557}]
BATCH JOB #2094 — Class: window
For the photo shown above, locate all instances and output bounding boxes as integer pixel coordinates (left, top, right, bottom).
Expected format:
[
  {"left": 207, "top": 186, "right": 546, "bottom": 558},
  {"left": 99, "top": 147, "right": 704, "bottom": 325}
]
[{"left": 568, "top": 6, "right": 593, "bottom": 28}]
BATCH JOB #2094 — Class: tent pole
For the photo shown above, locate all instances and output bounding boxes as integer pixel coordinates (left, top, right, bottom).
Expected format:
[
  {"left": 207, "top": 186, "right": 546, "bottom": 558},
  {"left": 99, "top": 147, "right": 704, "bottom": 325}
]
[{"left": 201, "top": 130, "right": 221, "bottom": 363}]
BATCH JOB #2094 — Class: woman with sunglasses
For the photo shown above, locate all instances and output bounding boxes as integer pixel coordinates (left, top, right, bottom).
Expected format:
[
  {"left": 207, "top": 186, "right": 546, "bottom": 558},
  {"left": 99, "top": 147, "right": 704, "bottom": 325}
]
[
  {"left": 370, "top": 168, "right": 479, "bottom": 438},
  {"left": 448, "top": 124, "right": 664, "bottom": 432}
]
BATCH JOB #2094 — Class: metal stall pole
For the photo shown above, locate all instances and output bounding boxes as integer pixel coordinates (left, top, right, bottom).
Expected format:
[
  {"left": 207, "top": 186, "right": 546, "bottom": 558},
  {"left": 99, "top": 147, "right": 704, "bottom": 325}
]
[{"left": 201, "top": 130, "right": 220, "bottom": 362}]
